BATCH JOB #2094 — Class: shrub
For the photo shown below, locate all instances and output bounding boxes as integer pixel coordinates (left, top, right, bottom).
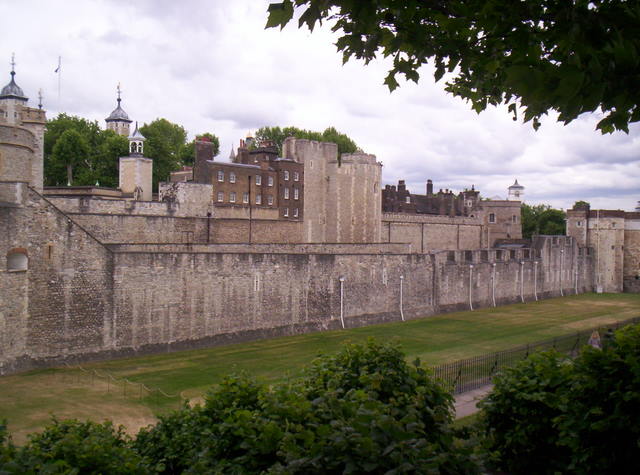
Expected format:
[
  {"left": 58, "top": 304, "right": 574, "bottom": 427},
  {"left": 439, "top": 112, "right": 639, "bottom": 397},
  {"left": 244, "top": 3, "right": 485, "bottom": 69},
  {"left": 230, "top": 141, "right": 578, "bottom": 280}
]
[
  {"left": 135, "top": 340, "right": 479, "bottom": 474},
  {"left": 559, "top": 325, "right": 640, "bottom": 473},
  {"left": 479, "top": 350, "right": 573, "bottom": 474},
  {"left": 11, "top": 418, "right": 149, "bottom": 474}
]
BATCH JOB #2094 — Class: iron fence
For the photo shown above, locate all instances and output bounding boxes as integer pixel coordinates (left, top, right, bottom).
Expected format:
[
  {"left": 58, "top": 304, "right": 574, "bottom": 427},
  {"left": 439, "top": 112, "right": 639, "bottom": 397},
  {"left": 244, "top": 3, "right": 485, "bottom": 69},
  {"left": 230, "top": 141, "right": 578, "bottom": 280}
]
[{"left": 433, "top": 316, "right": 640, "bottom": 394}]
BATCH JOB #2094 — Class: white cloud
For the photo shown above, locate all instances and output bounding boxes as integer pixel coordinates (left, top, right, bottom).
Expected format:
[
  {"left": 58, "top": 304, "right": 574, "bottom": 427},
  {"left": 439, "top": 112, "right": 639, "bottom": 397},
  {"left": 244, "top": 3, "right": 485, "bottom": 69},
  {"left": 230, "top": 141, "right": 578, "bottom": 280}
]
[{"left": 1, "top": 0, "right": 637, "bottom": 211}]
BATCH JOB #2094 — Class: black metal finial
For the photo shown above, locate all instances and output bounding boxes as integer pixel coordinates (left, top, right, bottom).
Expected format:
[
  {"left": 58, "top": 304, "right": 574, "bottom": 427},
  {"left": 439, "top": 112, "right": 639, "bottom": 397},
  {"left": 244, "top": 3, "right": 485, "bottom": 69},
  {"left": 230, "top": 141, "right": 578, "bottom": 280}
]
[{"left": 38, "top": 88, "right": 43, "bottom": 109}]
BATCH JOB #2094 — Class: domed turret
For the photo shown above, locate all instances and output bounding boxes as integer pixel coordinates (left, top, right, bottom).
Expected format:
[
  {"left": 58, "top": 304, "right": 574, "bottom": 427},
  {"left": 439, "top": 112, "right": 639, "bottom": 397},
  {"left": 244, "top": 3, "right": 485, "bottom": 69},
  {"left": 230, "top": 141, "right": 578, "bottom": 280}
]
[
  {"left": 0, "top": 55, "right": 27, "bottom": 102},
  {"left": 105, "top": 84, "right": 132, "bottom": 136}
]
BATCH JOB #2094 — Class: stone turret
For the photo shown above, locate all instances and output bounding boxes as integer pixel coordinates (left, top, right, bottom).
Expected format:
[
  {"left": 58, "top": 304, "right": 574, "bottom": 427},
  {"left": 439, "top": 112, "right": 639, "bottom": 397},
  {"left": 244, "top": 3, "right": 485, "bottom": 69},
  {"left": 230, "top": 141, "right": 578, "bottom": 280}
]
[
  {"left": 105, "top": 84, "right": 132, "bottom": 137},
  {"left": 0, "top": 55, "right": 46, "bottom": 194},
  {"left": 119, "top": 122, "right": 152, "bottom": 201}
]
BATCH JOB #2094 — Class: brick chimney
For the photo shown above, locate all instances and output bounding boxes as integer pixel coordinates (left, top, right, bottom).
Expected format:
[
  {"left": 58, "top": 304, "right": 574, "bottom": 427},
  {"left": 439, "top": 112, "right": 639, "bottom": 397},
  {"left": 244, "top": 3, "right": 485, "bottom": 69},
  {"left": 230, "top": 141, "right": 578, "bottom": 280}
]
[{"left": 193, "top": 136, "right": 213, "bottom": 183}]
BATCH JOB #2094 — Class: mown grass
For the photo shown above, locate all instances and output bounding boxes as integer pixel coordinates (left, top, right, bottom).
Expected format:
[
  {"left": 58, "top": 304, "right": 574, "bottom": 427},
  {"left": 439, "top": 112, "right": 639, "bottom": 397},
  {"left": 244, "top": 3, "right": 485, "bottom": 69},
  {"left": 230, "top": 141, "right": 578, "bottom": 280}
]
[{"left": 1, "top": 292, "right": 638, "bottom": 443}]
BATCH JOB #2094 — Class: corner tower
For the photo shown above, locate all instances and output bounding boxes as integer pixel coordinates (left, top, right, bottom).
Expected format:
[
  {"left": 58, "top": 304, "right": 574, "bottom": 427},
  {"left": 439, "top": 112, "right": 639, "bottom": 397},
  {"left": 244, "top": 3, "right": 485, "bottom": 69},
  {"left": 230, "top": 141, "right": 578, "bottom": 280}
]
[
  {"left": 0, "top": 55, "right": 46, "bottom": 193},
  {"left": 105, "top": 84, "right": 132, "bottom": 137}
]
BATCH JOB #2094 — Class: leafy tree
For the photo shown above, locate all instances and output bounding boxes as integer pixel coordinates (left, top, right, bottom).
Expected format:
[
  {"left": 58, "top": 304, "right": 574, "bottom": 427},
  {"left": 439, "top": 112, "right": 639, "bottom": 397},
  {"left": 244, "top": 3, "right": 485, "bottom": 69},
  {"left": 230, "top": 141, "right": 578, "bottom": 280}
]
[
  {"left": 44, "top": 114, "right": 103, "bottom": 186},
  {"left": 139, "top": 119, "right": 188, "bottom": 190},
  {"left": 572, "top": 200, "right": 591, "bottom": 210},
  {"left": 267, "top": 0, "right": 640, "bottom": 133},
  {"left": 50, "top": 129, "right": 90, "bottom": 186},
  {"left": 254, "top": 125, "right": 359, "bottom": 156},
  {"left": 179, "top": 132, "right": 220, "bottom": 165},
  {"left": 521, "top": 203, "right": 566, "bottom": 238}
]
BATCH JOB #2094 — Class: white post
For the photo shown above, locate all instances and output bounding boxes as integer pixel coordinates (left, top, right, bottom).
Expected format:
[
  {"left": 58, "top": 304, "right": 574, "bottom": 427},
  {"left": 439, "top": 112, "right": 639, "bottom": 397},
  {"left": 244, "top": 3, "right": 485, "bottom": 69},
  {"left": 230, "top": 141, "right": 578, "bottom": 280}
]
[
  {"left": 560, "top": 248, "right": 564, "bottom": 297},
  {"left": 491, "top": 263, "right": 497, "bottom": 307},
  {"left": 469, "top": 265, "right": 474, "bottom": 311},
  {"left": 534, "top": 261, "right": 539, "bottom": 301},
  {"left": 339, "top": 277, "right": 345, "bottom": 329},
  {"left": 520, "top": 261, "right": 525, "bottom": 303},
  {"left": 399, "top": 275, "right": 405, "bottom": 321}
]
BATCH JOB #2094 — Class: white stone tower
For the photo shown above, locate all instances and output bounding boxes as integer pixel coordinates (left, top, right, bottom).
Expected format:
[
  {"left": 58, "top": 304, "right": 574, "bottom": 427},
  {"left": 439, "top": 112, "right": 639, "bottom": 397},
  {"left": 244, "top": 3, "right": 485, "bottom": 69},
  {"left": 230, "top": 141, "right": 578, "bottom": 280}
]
[
  {"left": 105, "top": 84, "right": 132, "bottom": 137},
  {"left": 508, "top": 179, "right": 524, "bottom": 201}
]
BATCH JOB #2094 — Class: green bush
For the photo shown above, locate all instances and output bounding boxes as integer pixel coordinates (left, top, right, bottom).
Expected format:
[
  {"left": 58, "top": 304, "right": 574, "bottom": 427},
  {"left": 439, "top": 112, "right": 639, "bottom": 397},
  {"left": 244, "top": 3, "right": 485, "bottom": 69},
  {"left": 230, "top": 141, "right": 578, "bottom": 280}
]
[
  {"left": 479, "top": 351, "right": 573, "bottom": 474},
  {"left": 559, "top": 325, "right": 640, "bottom": 473},
  {"left": 7, "top": 418, "right": 149, "bottom": 474},
  {"left": 480, "top": 325, "right": 640, "bottom": 474},
  {"left": 135, "top": 340, "right": 479, "bottom": 474}
]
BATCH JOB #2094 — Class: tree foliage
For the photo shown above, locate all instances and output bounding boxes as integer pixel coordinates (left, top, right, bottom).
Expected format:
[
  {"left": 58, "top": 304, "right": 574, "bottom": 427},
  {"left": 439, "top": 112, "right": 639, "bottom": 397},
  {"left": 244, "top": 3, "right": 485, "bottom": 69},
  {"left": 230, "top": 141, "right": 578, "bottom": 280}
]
[
  {"left": 480, "top": 324, "right": 640, "bottom": 474},
  {"left": 267, "top": 0, "right": 640, "bottom": 133},
  {"left": 135, "top": 340, "right": 477, "bottom": 474},
  {"left": 521, "top": 203, "right": 566, "bottom": 238},
  {"left": 179, "top": 132, "right": 220, "bottom": 166},
  {"left": 44, "top": 114, "right": 128, "bottom": 187},
  {"left": 50, "top": 129, "right": 91, "bottom": 186},
  {"left": 0, "top": 419, "right": 149, "bottom": 474},
  {"left": 253, "top": 125, "right": 359, "bottom": 156}
]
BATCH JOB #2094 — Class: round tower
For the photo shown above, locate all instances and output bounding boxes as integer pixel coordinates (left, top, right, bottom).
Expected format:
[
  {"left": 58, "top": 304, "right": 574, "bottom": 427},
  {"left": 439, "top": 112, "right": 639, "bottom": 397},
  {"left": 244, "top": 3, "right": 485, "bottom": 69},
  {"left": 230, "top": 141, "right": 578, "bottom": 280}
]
[
  {"left": 0, "top": 54, "right": 28, "bottom": 126},
  {"left": 105, "top": 84, "right": 132, "bottom": 136},
  {"left": 508, "top": 179, "right": 524, "bottom": 201},
  {"left": 0, "top": 55, "right": 46, "bottom": 192}
]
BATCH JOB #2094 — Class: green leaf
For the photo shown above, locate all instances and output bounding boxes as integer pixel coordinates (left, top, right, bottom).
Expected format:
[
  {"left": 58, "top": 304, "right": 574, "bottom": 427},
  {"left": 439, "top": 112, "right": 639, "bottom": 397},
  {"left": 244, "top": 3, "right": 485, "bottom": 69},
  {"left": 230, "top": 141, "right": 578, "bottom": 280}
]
[{"left": 265, "top": 1, "right": 294, "bottom": 30}]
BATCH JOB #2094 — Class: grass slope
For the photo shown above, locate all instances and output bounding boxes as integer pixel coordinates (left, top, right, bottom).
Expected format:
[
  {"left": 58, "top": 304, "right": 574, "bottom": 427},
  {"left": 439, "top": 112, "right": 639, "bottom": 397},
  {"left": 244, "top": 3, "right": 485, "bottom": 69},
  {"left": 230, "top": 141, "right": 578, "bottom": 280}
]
[{"left": 1, "top": 292, "right": 638, "bottom": 443}]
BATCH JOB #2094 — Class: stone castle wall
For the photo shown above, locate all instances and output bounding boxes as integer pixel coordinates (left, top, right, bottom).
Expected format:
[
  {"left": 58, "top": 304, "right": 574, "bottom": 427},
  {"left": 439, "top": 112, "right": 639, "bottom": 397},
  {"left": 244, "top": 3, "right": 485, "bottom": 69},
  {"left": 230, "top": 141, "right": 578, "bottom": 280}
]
[
  {"left": 382, "top": 213, "right": 483, "bottom": 252},
  {"left": 0, "top": 188, "right": 595, "bottom": 375},
  {"left": 1, "top": 189, "right": 114, "bottom": 375}
]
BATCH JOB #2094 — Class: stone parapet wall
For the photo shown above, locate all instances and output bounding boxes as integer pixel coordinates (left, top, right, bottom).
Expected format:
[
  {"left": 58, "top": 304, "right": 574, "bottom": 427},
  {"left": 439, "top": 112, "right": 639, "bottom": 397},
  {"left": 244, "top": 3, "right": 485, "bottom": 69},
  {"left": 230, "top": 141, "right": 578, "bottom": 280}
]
[{"left": 107, "top": 242, "right": 413, "bottom": 254}]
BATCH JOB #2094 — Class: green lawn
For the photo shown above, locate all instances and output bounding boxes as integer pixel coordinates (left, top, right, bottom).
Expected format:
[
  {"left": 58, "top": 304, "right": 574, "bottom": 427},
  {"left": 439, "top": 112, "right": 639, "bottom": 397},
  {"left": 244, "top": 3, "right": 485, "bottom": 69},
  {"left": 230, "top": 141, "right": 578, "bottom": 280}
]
[{"left": 1, "top": 292, "right": 638, "bottom": 443}]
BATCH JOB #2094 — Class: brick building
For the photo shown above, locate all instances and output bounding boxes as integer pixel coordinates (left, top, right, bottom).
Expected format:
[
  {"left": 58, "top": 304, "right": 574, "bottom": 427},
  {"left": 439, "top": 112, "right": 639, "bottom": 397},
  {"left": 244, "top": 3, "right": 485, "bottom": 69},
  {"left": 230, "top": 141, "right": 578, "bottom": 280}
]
[{"left": 184, "top": 137, "right": 304, "bottom": 222}]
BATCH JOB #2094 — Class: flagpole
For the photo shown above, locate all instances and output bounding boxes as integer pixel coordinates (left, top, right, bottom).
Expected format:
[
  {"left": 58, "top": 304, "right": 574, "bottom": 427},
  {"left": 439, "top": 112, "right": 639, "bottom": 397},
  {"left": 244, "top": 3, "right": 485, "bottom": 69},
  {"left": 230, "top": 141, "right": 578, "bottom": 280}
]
[{"left": 56, "top": 56, "right": 61, "bottom": 103}]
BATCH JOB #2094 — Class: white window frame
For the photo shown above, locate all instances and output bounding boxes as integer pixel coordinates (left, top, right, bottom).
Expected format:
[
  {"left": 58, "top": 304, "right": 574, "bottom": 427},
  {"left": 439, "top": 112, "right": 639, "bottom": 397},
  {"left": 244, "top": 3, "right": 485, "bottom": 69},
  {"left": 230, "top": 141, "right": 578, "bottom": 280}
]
[
  {"left": 256, "top": 194, "right": 262, "bottom": 205},
  {"left": 489, "top": 213, "right": 496, "bottom": 223},
  {"left": 293, "top": 171, "right": 299, "bottom": 181},
  {"left": 267, "top": 195, "right": 273, "bottom": 206},
  {"left": 243, "top": 192, "right": 249, "bottom": 204},
  {"left": 229, "top": 191, "right": 236, "bottom": 203},
  {"left": 217, "top": 170, "right": 224, "bottom": 182},
  {"left": 405, "top": 196, "right": 410, "bottom": 203},
  {"left": 255, "top": 175, "right": 262, "bottom": 185},
  {"left": 217, "top": 191, "right": 224, "bottom": 202},
  {"left": 293, "top": 208, "right": 298, "bottom": 218},
  {"left": 268, "top": 176, "right": 274, "bottom": 187},
  {"left": 284, "top": 187, "right": 289, "bottom": 199},
  {"left": 284, "top": 170, "right": 289, "bottom": 180},
  {"left": 283, "top": 207, "right": 289, "bottom": 217},
  {"left": 229, "top": 172, "right": 236, "bottom": 183},
  {"left": 293, "top": 187, "right": 299, "bottom": 200}
]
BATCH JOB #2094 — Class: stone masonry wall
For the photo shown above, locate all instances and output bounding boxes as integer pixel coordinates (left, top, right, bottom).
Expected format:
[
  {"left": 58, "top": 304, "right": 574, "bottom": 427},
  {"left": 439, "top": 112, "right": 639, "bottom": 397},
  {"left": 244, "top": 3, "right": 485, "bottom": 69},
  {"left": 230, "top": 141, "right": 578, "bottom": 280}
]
[
  {"left": 382, "top": 213, "right": 483, "bottom": 252},
  {"left": 1, "top": 189, "right": 113, "bottom": 375}
]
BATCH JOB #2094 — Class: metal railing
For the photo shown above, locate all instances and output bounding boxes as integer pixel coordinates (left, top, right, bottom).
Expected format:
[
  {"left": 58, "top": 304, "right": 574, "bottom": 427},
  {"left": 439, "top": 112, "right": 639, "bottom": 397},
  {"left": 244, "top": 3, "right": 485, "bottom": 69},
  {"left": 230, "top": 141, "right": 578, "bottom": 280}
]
[{"left": 433, "top": 317, "right": 640, "bottom": 394}]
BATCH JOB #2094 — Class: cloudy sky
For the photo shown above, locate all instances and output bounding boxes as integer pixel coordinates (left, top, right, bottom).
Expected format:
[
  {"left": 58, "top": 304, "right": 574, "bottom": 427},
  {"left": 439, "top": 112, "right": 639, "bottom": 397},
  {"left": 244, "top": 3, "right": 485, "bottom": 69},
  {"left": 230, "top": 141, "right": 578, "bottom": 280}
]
[{"left": 2, "top": 0, "right": 638, "bottom": 210}]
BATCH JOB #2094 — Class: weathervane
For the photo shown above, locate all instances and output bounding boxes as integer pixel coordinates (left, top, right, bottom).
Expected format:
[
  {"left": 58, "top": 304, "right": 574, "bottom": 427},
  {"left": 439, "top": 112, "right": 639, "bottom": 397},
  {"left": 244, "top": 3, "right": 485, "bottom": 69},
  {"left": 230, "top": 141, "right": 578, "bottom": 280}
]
[
  {"left": 117, "top": 82, "right": 121, "bottom": 104},
  {"left": 10, "top": 52, "right": 15, "bottom": 75},
  {"left": 38, "top": 89, "right": 43, "bottom": 109}
]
